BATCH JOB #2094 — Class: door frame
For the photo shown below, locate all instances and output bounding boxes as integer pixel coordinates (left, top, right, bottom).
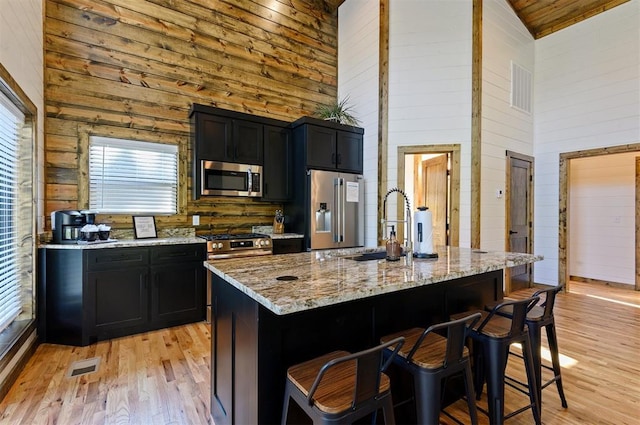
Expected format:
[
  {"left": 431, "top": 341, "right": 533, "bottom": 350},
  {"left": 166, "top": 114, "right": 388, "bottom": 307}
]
[
  {"left": 505, "top": 151, "right": 534, "bottom": 294},
  {"left": 636, "top": 157, "right": 640, "bottom": 291},
  {"left": 559, "top": 143, "right": 640, "bottom": 292},
  {"left": 397, "top": 145, "right": 460, "bottom": 247}
]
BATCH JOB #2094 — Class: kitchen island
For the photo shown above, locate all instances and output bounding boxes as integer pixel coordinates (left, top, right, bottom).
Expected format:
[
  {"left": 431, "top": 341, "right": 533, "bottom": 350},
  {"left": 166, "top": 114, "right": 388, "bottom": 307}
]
[{"left": 205, "top": 246, "right": 543, "bottom": 424}]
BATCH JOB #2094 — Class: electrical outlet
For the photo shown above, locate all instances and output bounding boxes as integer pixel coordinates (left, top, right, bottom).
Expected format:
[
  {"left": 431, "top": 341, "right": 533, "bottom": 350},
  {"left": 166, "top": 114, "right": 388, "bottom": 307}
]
[{"left": 192, "top": 215, "right": 200, "bottom": 226}]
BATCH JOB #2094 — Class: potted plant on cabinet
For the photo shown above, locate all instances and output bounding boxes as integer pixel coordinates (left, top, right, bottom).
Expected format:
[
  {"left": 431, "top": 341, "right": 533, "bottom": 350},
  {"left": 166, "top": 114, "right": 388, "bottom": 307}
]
[{"left": 314, "top": 96, "right": 360, "bottom": 126}]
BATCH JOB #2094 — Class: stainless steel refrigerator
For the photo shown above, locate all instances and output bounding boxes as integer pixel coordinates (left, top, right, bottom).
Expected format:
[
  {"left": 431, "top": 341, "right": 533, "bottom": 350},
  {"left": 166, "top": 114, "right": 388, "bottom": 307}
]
[{"left": 288, "top": 169, "right": 364, "bottom": 250}]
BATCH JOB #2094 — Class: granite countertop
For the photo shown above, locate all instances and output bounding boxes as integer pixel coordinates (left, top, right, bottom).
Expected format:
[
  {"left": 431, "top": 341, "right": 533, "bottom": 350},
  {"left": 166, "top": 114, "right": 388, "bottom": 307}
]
[
  {"left": 269, "top": 233, "right": 304, "bottom": 239},
  {"left": 204, "top": 246, "right": 544, "bottom": 315},
  {"left": 252, "top": 225, "right": 303, "bottom": 239},
  {"left": 40, "top": 237, "right": 206, "bottom": 249}
]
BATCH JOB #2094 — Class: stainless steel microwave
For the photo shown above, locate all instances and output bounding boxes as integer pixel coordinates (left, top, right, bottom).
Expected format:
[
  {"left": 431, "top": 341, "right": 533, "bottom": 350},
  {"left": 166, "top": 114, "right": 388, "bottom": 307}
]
[{"left": 201, "top": 161, "right": 262, "bottom": 197}]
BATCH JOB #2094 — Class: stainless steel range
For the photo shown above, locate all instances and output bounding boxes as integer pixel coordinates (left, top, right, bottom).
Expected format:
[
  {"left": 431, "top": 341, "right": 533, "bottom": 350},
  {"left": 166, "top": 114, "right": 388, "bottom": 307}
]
[{"left": 199, "top": 233, "right": 272, "bottom": 260}]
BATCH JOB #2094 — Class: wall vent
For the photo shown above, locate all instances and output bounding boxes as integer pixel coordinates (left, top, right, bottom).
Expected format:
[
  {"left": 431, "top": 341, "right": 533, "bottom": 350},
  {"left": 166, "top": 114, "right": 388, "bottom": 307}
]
[{"left": 510, "top": 61, "right": 532, "bottom": 114}]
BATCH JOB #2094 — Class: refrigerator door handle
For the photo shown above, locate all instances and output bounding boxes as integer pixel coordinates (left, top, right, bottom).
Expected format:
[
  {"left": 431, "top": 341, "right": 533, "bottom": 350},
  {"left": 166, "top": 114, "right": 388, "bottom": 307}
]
[
  {"left": 333, "top": 178, "right": 339, "bottom": 243},
  {"left": 340, "top": 178, "right": 346, "bottom": 242}
]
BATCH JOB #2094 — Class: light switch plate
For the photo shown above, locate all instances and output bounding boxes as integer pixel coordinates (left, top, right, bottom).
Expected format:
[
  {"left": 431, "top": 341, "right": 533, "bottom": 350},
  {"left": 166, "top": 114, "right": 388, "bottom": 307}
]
[{"left": 192, "top": 215, "right": 200, "bottom": 226}]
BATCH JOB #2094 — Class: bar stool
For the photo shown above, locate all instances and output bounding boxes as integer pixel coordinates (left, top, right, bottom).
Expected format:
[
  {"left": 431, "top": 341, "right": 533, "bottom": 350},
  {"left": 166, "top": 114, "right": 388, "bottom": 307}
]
[
  {"left": 452, "top": 296, "right": 542, "bottom": 425},
  {"left": 281, "top": 337, "right": 405, "bottom": 425},
  {"left": 380, "top": 313, "right": 482, "bottom": 425},
  {"left": 487, "top": 285, "right": 568, "bottom": 410}
]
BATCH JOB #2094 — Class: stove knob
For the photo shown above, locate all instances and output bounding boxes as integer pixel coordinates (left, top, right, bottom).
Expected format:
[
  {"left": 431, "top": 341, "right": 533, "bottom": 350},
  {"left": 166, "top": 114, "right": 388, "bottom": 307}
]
[
  {"left": 217, "top": 242, "right": 223, "bottom": 249},
  {"left": 265, "top": 239, "right": 270, "bottom": 246},
  {"left": 259, "top": 240, "right": 265, "bottom": 246}
]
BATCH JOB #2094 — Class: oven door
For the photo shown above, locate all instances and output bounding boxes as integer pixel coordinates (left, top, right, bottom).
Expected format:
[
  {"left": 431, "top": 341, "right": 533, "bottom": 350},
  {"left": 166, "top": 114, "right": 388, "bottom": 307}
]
[{"left": 201, "top": 161, "right": 262, "bottom": 197}]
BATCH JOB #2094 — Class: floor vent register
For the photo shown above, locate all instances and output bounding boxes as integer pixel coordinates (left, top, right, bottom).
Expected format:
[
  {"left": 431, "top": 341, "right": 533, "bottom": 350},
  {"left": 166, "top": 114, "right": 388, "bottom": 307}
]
[{"left": 66, "top": 357, "right": 101, "bottom": 378}]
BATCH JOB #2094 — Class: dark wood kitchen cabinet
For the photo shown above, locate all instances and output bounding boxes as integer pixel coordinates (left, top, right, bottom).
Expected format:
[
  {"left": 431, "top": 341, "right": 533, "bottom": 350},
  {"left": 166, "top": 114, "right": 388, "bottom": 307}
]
[
  {"left": 38, "top": 243, "right": 206, "bottom": 346},
  {"left": 190, "top": 104, "right": 291, "bottom": 200},
  {"left": 291, "top": 116, "right": 364, "bottom": 174},
  {"left": 262, "top": 125, "right": 292, "bottom": 201},
  {"left": 192, "top": 112, "right": 263, "bottom": 165},
  {"left": 150, "top": 244, "right": 206, "bottom": 326}
]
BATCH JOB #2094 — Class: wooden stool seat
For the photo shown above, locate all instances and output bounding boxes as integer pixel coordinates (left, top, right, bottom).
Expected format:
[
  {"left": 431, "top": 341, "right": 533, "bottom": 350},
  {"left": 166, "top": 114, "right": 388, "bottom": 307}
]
[
  {"left": 286, "top": 350, "right": 391, "bottom": 414},
  {"left": 281, "top": 337, "right": 405, "bottom": 424},
  {"left": 380, "top": 313, "right": 482, "bottom": 425},
  {"left": 381, "top": 328, "right": 470, "bottom": 369},
  {"left": 485, "top": 285, "right": 568, "bottom": 412},
  {"left": 453, "top": 296, "right": 543, "bottom": 425},
  {"left": 461, "top": 310, "right": 523, "bottom": 339}
]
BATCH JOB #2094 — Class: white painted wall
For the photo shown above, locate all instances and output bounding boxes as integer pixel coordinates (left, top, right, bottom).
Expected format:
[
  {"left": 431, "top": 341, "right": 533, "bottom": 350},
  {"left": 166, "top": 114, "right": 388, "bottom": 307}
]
[
  {"left": 340, "top": 0, "right": 473, "bottom": 247},
  {"left": 481, "top": 0, "right": 534, "bottom": 251},
  {"left": 569, "top": 153, "right": 637, "bottom": 285},
  {"left": 0, "top": 0, "right": 44, "bottom": 231},
  {"left": 534, "top": 0, "right": 640, "bottom": 285},
  {"left": 338, "top": 0, "right": 380, "bottom": 247},
  {"left": 387, "top": 0, "right": 473, "bottom": 247}
]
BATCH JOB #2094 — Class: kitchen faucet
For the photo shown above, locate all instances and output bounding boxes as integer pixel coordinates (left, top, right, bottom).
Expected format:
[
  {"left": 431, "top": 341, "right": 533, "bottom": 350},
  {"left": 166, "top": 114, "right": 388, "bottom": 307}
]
[{"left": 382, "top": 188, "right": 413, "bottom": 265}]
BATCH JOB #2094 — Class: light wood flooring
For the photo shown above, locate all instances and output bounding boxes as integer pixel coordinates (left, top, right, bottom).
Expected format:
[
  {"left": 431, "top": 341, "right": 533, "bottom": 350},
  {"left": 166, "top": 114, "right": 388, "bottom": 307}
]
[{"left": 0, "top": 281, "right": 638, "bottom": 424}]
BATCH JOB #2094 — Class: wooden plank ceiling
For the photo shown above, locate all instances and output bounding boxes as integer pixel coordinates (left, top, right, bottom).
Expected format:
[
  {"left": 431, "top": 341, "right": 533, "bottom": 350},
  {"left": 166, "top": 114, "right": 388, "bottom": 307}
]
[
  {"left": 507, "top": 0, "right": 631, "bottom": 39},
  {"left": 329, "top": 0, "right": 630, "bottom": 39}
]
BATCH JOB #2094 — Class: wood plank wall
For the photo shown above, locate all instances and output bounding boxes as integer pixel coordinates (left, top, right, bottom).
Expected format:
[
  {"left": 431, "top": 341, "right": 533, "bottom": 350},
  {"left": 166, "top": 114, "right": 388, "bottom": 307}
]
[{"left": 44, "top": 0, "right": 339, "bottom": 235}]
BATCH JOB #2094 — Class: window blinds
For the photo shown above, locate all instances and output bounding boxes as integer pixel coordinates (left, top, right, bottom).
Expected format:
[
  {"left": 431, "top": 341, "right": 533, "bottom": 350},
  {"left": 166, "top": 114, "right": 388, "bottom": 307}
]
[
  {"left": 0, "top": 90, "right": 23, "bottom": 333},
  {"left": 89, "top": 136, "right": 178, "bottom": 214}
]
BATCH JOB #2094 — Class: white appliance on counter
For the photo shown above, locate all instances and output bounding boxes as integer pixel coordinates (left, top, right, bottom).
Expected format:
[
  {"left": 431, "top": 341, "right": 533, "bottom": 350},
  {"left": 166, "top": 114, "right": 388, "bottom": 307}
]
[{"left": 288, "top": 169, "right": 364, "bottom": 251}]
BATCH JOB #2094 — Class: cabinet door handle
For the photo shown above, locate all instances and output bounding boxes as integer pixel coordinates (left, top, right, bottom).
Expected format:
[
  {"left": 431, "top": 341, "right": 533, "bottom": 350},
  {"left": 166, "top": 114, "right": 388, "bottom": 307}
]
[
  {"left": 336, "top": 153, "right": 342, "bottom": 165},
  {"left": 331, "top": 153, "right": 336, "bottom": 164}
]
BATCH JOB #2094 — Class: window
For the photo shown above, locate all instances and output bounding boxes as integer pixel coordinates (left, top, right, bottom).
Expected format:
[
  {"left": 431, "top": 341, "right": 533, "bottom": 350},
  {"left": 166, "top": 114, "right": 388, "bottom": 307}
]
[
  {"left": 0, "top": 90, "right": 23, "bottom": 333},
  {"left": 89, "top": 137, "right": 178, "bottom": 214}
]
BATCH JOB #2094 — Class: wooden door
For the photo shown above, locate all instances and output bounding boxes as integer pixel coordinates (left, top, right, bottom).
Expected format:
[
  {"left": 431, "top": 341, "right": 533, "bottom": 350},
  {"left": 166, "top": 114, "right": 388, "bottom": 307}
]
[
  {"left": 506, "top": 152, "right": 534, "bottom": 293},
  {"left": 422, "top": 155, "right": 448, "bottom": 247}
]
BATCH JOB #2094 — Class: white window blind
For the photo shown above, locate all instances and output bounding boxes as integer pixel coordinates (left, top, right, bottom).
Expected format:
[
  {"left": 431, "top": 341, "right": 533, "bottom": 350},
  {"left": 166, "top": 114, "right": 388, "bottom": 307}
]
[
  {"left": 0, "top": 90, "right": 23, "bottom": 333},
  {"left": 89, "top": 137, "right": 178, "bottom": 214}
]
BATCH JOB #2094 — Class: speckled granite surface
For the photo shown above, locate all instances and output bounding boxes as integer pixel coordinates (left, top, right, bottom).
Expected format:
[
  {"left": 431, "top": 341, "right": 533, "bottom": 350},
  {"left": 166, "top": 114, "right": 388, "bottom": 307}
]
[
  {"left": 204, "top": 246, "right": 543, "bottom": 315},
  {"left": 269, "top": 233, "right": 304, "bottom": 239},
  {"left": 252, "top": 225, "right": 303, "bottom": 239},
  {"left": 41, "top": 237, "right": 205, "bottom": 249}
]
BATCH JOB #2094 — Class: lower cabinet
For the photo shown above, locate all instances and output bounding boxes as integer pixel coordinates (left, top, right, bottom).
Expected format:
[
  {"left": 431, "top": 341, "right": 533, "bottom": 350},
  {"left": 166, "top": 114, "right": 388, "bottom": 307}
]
[
  {"left": 272, "top": 237, "right": 304, "bottom": 254},
  {"left": 151, "top": 261, "right": 204, "bottom": 325},
  {"left": 88, "top": 266, "right": 149, "bottom": 337},
  {"left": 39, "top": 243, "right": 206, "bottom": 346}
]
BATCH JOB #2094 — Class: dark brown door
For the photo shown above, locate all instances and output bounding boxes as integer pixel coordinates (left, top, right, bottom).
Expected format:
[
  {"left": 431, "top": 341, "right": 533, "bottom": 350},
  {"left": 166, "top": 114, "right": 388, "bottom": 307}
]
[
  {"left": 422, "top": 155, "right": 449, "bottom": 246},
  {"left": 507, "top": 152, "right": 534, "bottom": 293}
]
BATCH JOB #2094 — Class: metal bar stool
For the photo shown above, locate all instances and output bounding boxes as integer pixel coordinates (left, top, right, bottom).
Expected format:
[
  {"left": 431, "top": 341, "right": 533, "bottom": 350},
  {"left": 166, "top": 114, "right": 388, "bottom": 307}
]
[
  {"left": 380, "top": 313, "right": 482, "bottom": 425},
  {"left": 452, "top": 296, "right": 542, "bottom": 425},
  {"left": 281, "top": 337, "right": 405, "bottom": 425},
  {"left": 487, "top": 285, "right": 568, "bottom": 410}
]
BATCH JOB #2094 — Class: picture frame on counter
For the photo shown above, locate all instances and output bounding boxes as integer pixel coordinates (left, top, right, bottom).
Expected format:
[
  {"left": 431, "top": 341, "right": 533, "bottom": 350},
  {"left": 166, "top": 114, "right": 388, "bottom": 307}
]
[{"left": 133, "top": 216, "right": 157, "bottom": 239}]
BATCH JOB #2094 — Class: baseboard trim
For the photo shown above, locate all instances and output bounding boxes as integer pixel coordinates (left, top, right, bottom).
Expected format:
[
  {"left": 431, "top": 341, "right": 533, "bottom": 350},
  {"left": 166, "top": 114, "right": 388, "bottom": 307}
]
[{"left": 570, "top": 275, "right": 634, "bottom": 290}]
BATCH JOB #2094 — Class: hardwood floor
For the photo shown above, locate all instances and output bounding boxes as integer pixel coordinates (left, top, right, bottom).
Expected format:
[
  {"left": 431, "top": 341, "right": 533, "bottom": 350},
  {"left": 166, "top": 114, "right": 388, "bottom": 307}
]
[
  {"left": 0, "top": 281, "right": 638, "bottom": 424},
  {"left": 442, "top": 281, "right": 640, "bottom": 425},
  {"left": 0, "top": 322, "right": 212, "bottom": 424}
]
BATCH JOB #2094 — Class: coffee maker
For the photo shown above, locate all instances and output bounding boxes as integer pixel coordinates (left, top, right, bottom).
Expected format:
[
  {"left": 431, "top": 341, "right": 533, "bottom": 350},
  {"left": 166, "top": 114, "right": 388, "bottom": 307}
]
[{"left": 51, "top": 210, "right": 96, "bottom": 244}]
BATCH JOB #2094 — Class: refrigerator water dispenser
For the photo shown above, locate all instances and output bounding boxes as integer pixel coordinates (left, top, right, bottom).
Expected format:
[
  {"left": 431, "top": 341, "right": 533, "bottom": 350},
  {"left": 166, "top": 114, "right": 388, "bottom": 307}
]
[{"left": 315, "top": 202, "right": 332, "bottom": 233}]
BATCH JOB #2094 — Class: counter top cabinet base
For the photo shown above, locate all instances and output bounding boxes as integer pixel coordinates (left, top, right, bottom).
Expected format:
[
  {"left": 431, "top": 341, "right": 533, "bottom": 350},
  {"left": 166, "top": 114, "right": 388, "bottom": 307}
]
[
  {"left": 210, "top": 269, "right": 502, "bottom": 424},
  {"left": 39, "top": 244, "right": 206, "bottom": 346}
]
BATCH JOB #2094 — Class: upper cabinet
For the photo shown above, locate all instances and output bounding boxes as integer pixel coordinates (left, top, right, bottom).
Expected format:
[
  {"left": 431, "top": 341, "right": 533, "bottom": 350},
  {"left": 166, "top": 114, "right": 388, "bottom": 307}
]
[
  {"left": 191, "top": 108, "right": 263, "bottom": 165},
  {"left": 291, "top": 117, "right": 364, "bottom": 174},
  {"left": 262, "top": 125, "right": 292, "bottom": 201},
  {"left": 190, "top": 104, "right": 291, "bottom": 200}
]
